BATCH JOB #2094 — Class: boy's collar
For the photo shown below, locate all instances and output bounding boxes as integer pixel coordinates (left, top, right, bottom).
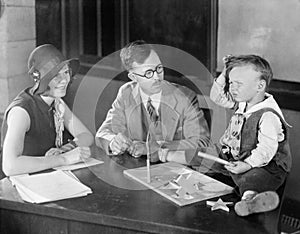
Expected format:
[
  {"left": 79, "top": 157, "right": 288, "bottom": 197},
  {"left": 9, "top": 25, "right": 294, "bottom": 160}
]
[{"left": 237, "top": 93, "right": 285, "bottom": 118}]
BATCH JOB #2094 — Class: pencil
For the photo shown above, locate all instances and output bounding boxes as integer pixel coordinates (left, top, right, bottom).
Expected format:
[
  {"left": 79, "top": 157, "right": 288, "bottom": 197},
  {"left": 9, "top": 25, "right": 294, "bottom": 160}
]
[
  {"left": 146, "top": 158, "right": 151, "bottom": 183},
  {"left": 146, "top": 132, "right": 151, "bottom": 183}
]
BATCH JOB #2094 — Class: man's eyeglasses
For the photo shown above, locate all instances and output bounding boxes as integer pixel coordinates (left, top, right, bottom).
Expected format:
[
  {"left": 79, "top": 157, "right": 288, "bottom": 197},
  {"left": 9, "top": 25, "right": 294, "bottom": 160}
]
[{"left": 132, "top": 64, "right": 164, "bottom": 79}]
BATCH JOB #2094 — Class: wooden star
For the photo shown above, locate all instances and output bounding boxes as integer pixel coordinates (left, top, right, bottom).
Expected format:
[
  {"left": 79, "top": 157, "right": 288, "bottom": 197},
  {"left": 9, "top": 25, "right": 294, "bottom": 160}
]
[{"left": 206, "top": 198, "right": 233, "bottom": 212}]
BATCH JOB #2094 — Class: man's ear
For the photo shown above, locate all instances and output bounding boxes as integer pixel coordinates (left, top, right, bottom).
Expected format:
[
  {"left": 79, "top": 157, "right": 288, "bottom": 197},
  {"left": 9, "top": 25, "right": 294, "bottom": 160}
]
[{"left": 128, "top": 72, "right": 136, "bottom": 81}]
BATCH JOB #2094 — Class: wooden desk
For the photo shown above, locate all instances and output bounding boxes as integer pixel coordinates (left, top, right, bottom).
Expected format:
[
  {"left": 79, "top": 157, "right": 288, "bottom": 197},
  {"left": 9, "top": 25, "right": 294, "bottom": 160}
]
[{"left": 0, "top": 147, "right": 281, "bottom": 234}]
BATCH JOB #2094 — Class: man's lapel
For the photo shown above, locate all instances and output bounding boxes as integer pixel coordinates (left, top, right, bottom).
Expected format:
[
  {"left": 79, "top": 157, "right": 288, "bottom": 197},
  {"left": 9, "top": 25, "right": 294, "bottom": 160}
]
[
  {"left": 127, "top": 83, "right": 144, "bottom": 140},
  {"left": 160, "top": 83, "right": 180, "bottom": 140}
]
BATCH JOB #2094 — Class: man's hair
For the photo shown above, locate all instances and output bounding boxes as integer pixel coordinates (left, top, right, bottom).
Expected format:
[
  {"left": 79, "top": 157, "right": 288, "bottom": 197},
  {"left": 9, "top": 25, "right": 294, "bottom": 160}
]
[
  {"left": 120, "top": 40, "right": 153, "bottom": 70},
  {"left": 224, "top": 55, "right": 273, "bottom": 88}
]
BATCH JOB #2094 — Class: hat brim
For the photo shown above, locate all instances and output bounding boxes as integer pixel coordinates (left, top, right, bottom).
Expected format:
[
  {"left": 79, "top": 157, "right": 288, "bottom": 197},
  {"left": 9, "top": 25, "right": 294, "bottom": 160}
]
[{"left": 35, "top": 58, "right": 80, "bottom": 94}]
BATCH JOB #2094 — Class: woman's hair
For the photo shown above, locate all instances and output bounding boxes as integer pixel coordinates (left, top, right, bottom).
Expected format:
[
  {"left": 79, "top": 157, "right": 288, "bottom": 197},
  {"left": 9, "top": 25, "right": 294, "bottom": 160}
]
[
  {"left": 120, "top": 40, "right": 154, "bottom": 70},
  {"left": 223, "top": 54, "right": 273, "bottom": 91}
]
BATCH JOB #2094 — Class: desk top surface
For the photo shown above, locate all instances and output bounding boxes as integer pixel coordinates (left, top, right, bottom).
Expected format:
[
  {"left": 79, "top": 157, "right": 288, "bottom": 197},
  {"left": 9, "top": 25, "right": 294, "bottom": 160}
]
[{"left": 0, "top": 146, "right": 280, "bottom": 234}]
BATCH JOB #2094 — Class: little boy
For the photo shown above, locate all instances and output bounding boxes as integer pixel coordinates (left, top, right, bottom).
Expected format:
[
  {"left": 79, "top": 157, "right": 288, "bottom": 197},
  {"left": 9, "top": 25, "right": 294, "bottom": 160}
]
[{"left": 210, "top": 55, "right": 292, "bottom": 216}]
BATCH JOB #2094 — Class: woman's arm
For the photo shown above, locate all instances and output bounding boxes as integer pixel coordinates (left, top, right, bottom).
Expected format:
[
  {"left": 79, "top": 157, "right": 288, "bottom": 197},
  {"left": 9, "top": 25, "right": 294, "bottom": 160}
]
[
  {"left": 2, "top": 106, "right": 91, "bottom": 176},
  {"left": 62, "top": 101, "right": 94, "bottom": 147},
  {"left": 2, "top": 107, "right": 65, "bottom": 176}
]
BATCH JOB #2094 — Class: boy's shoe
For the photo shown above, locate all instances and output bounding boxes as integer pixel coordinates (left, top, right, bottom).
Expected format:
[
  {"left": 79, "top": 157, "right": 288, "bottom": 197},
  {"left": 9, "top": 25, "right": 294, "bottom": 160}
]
[{"left": 234, "top": 191, "right": 280, "bottom": 216}]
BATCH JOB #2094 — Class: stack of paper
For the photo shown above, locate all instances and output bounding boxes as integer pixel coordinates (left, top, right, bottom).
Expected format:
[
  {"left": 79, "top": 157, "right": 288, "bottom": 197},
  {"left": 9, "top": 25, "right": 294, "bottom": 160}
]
[{"left": 10, "top": 170, "right": 92, "bottom": 203}]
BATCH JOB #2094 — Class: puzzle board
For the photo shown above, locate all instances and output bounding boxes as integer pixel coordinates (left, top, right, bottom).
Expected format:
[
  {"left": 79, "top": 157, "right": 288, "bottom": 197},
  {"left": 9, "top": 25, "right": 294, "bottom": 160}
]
[{"left": 124, "top": 162, "right": 233, "bottom": 206}]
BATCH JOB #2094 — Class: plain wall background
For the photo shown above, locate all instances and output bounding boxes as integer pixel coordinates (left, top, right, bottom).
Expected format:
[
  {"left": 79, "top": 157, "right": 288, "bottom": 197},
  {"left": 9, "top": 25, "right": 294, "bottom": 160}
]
[{"left": 218, "top": 0, "right": 300, "bottom": 83}]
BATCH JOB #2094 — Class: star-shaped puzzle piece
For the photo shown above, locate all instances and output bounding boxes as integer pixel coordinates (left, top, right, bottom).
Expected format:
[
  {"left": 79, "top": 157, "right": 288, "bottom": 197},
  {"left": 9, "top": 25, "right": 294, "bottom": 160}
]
[
  {"left": 206, "top": 198, "right": 233, "bottom": 212},
  {"left": 175, "top": 174, "right": 199, "bottom": 195}
]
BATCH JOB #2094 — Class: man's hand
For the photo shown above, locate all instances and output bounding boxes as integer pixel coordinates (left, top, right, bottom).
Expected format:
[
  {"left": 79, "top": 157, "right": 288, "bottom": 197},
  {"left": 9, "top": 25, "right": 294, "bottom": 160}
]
[
  {"left": 128, "top": 141, "right": 146, "bottom": 158},
  {"left": 224, "top": 161, "right": 252, "bottom": 174},
  {"left": 61, "top": 147, "right": 91, "bottom": 165},
  {"left": 128, "top": 140, "right": 160, "bottom": 161},
  {"left": 109, "top": 133, "right": 132, "bottom": 155}
]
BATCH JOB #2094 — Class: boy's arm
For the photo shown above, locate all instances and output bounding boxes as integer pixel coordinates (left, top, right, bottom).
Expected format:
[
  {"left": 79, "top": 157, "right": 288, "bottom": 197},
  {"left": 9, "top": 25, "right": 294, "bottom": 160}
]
[
  {"left": 244, "top": 112, "right": 284, "bottom": 167},
  {"left": 210, "top": 73, "right": 235, "bottom": 108}
]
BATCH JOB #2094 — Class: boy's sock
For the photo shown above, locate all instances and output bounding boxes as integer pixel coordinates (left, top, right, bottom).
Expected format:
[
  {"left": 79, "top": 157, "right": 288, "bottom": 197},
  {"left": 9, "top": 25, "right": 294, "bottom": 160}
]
[{"left": 234, "top": 191, "right": 279, "bottom": 216}]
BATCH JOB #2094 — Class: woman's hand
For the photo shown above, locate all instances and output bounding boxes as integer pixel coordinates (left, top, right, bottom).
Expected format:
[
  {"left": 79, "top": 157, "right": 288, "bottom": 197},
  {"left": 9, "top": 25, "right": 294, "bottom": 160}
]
[
  {"left": 60, "top": 141, "right": 77, "bottom": 153},
  {"left": 61, "top": 147, "right": 91, "bottom": 165},
  {"left": 45, "top": 148, "right": 64, "bottom": 157}
]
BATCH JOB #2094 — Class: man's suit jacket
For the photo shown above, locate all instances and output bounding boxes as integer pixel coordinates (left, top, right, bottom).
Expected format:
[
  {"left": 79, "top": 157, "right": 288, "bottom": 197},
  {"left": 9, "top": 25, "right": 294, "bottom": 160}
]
[{"left": 96, "top": 80, "right": 210, "bottom": 159}]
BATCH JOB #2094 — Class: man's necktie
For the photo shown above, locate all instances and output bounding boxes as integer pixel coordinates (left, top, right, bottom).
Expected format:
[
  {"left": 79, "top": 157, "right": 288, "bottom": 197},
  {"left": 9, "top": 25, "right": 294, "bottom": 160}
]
[
  {"left": 146, "top": 97, "right": 160, "bottom": 163},
  {"left": 147, "top": 97, "right": 158, "bottom": 124}
]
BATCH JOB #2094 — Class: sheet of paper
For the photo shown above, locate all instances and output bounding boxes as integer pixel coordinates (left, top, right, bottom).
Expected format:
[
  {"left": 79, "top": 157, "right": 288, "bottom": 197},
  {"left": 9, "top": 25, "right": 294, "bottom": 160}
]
[
  {"left": 54, "top": 158, "right": 103, "bottom": 171},
  {"left": 10, "top": 170, "right": 92, "bottom": 203},
  {"left": 197, "top": 151, "right": 230, "bottom": 165}
]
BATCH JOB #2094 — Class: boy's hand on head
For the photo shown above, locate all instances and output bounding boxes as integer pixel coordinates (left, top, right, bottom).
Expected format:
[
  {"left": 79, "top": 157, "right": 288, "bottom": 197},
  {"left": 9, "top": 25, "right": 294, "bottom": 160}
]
[
  {"left": 225, "top": 161, "right": 252, "bottom": 174},
  {"left": 221, "top": 54, "right": 233, "bottom": 93},
  {"left": 222, "top": 54, "right": 233, "bottom": 66}
]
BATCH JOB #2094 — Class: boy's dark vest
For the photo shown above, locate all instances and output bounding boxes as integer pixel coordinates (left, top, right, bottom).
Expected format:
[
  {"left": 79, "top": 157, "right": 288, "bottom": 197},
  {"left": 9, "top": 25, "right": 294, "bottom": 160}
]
[
  {"left": 1, "top": 88, "right": 70, "bottom": 156},
  {"left": 239, "top": 108, "right": 292, "bottom": 172}
]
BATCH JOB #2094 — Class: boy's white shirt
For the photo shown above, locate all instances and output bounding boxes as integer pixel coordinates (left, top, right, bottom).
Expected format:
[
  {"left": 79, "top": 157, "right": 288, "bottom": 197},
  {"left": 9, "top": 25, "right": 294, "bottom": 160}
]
[{"left": 210, "top": 77, "right": 289, "bottom": 168}]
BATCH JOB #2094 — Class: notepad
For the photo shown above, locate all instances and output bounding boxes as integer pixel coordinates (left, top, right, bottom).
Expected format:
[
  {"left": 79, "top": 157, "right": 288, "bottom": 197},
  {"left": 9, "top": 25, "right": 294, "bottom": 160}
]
[
  {"left": 10, "top": 170, "right": 92, "bottom": 203},
  {"left": 54, "top": 157, "right": 104, "bottom": 171}
]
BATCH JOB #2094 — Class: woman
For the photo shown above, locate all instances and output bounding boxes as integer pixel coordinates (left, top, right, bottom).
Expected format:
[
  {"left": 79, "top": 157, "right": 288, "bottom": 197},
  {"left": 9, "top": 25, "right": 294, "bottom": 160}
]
[{"left": 1, "top": 44, "right": 93, "bottom": 176}]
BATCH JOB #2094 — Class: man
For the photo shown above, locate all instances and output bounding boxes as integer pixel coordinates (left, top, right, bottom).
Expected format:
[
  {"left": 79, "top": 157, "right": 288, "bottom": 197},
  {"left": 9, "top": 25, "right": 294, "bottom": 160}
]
[
  {"left": 96, "top": 40, "right": 209, "bottom": 164},
  {"left": 1, "top": 44, "right": 93, "bottom": 176}
]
